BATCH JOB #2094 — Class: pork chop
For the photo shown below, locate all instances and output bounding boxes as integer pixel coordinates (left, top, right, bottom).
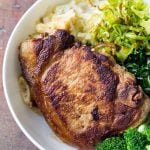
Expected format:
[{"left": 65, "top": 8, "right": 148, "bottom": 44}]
[{"left": 19, "top": 30, "right": 150, "bottom": 149}]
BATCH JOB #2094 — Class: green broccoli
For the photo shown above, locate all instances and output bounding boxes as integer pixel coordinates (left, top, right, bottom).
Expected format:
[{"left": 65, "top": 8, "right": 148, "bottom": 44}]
[
  {"left": 138, "top": 123, "right": 150, "bottom": 148},
  {"left": 143, "top": 125, "right": 150, "bottom": 142},
  {"left": 96, "top": 137, "right": 127, "bottom": 150},
  {"left": 124, "top": 128, "right": 148, "bottom": 150}
]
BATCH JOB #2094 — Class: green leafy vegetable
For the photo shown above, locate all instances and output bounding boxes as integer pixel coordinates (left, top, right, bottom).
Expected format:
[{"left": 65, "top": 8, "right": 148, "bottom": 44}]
[
  {"left": 96, "top": 137, "right": 126, "bottom": 150},
  {"left": 124, "top": 128, "right": 148, "bottom": 150},
  {"left": 140, "top": 19, "right": 150, "bottom": 34},
  {"left": 93, "top": 0, "right": 150, "bottom": 62},
  {"left": 124, "top": 47, "right": 150, "bottom": 95}
]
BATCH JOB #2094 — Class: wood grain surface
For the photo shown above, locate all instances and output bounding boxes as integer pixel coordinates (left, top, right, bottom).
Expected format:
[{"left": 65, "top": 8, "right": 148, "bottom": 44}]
[{"left": 0, "top": 0, "right": 38, "bottom": 149}]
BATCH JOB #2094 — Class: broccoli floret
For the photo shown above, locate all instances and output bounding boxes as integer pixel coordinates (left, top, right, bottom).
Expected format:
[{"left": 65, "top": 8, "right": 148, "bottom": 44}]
[
  {"left": 138, "top": 124, "right": 150, "bottom": 142},
  {"left": 143, "top": 125, "right": 150, "bottom": 142},
  {"left": 96, "top": 137, "right": 127, "bottom": 150},
  {"left": 124, "top": 128, "right": 148, "bottom": 150}
]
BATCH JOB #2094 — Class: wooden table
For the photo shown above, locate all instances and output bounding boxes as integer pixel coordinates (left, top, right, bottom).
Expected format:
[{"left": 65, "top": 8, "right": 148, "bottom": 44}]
[{"left": 0, "top": 0, "right": 38, "bottom": 149}]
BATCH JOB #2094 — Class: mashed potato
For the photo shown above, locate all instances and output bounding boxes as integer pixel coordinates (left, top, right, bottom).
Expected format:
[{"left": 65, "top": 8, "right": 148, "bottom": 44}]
[{"left": 36, "top": 0, "right": 103, "bottom": 44}]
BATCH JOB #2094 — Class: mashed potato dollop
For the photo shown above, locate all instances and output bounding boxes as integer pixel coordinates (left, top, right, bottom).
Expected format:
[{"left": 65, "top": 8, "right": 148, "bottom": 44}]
[{"left": 36, "top": 0, "right": 103, "bottom": 44}]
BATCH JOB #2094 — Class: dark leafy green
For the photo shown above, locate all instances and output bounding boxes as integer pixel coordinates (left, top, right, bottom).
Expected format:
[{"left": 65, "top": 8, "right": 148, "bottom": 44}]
[{"left": 124, "top": 47, "right": 150, "bottom": 96}]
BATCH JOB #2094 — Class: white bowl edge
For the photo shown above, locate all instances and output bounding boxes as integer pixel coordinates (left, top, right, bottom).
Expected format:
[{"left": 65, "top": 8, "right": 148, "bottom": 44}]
[
  {"left": 2, "top": 0, "right": 76, "bottom": 150},
  {"left": 3, "top": 1, "right": 48, "bottom": 150}
]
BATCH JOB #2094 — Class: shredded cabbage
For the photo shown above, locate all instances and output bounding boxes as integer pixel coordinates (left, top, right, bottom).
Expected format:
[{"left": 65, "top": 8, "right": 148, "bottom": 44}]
[{"left": 93, "top": 0, "right": 150, "bottom": 62}]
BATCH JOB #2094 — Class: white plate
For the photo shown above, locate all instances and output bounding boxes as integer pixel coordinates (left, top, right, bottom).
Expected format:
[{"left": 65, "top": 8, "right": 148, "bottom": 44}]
[{"left": 2, "top": 0, "right": 150, "bottom": 150}]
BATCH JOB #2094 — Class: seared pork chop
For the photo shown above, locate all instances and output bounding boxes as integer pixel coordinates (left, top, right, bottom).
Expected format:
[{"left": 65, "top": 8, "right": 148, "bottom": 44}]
[{"left": 19, "top": 30, "right": 150, "bottom": 149}]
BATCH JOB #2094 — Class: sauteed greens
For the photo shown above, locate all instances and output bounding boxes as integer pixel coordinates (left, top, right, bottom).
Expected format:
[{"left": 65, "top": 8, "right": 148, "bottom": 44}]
[{"left": 124, "top": 47, "right": 150, "bottom": 96}]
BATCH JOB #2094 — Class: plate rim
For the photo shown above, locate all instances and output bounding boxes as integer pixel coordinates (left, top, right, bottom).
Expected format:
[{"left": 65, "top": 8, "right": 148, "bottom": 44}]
[{"left": 2, "top": 0, "right": 45, "bottom": 150}]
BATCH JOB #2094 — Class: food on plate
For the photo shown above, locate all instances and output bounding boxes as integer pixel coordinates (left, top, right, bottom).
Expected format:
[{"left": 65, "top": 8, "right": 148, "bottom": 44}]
[
  {"left": 96, "top": 136, "right": 127, "bottom": 150},
  {"left": 92, "top": 0, "right": 150, "bottom": 96},
  {"left": 19, "top": 76, "right": 32, "bottom": 107},
  {"left": 124, "top": 47, "right": 150, "bottom": 96},
  {"left": 35, "top": 0, "right": 102, "bottom": 44},
  {"left": 19, "top": 29, "right": 150, "bottom": 149},
  {"left": 93, "top": 0, "right": 150, "bottom": 62},
  {"left": 18, "top": 0, "right": 150, "bottom": 149},
  {"left": 18, "top": 76, "right": 41, "bottom": 113},
  {"left": 96, "top": 128, "right": 149, "bottom": 150},
  {"left": 123, "top": 128, "right": 148, "bottom": 150},
  {"left": 138, "top": 123, "right": 150, "bottom": 149},
  {"left": 35, "top": 0, "right": 150, "bottom": 95}
]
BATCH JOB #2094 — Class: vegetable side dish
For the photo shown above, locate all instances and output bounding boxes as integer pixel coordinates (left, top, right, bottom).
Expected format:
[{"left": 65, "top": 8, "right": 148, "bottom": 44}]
[{"left": 19, "top": 0, "right": 150, "bottom": 149}]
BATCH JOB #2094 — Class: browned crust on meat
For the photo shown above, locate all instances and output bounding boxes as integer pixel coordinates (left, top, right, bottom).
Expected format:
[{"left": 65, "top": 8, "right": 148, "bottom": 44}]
[
  {"left": 19, "top": 30, "right": 74, "bottom": 83},
  {"left": 19, "top": 30, "right": 150, "bottom": 149}
]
